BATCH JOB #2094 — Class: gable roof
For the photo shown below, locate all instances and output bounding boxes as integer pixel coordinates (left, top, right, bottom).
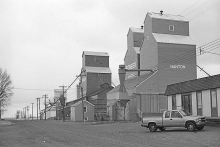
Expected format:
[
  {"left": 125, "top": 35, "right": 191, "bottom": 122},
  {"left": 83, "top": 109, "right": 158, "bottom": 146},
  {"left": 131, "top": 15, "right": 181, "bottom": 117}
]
[
  {"left": 152, "top": 33, "right": 195, "bottom": 45},
  {"left": 165, "top": 74, "right": 220, "bottom": 96},
  {"left": 82, "top": 51, "right": 109, "bottom": 57},
  {"left": 72, "top": 100, "right": 94, "bottom": 107},
  {"left": 107, "top": 72, "right": 155, "bottom": 95},
  {"left": 148, "top": 12, "right": 188, "bottom": 22}
]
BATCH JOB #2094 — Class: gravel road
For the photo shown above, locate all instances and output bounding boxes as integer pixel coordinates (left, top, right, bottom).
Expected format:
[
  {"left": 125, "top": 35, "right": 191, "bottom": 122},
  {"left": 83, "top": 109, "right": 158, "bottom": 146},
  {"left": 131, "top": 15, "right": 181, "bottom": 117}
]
[{"left": 0, "top": 120, "right": 220, "bottom": 147}]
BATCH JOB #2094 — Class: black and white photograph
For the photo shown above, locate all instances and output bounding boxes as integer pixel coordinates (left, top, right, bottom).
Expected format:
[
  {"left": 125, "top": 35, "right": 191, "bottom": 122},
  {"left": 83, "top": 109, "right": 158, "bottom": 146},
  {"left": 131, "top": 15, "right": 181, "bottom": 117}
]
[{"left": 0, "top": 0, "right": 220, "bottom": 146}]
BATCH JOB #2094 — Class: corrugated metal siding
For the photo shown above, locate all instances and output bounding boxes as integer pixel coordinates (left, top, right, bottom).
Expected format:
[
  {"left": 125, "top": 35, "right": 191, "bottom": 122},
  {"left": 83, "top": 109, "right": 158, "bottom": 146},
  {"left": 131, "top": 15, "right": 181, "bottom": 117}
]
[
  {"left": 202, "top": 90, "right": 211, "bottom": 117},
  {"left": 153, "top": 33, "right": 194, "bottom": 45}
]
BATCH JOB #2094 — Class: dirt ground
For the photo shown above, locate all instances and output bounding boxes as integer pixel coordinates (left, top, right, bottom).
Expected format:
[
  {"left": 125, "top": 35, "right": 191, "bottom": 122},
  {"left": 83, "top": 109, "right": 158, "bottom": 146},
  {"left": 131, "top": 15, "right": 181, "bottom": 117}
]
[{"left": 0, "top": 120, "right": 220, "bottom": 147}]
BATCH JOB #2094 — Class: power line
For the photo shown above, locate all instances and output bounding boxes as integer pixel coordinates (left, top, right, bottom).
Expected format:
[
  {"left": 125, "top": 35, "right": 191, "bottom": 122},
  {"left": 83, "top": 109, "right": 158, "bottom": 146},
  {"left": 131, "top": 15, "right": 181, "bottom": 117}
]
[
  {"left": 12, "top": 88, "right": 75, "bottom": 91},
  {"left": 179, "top": 0, "right": 202, "bottom": 15},
  {"left": 202, "top": 51, "right": 220, "bottom": 56},
  {"left": 189, "top": 1, "right": 220, "bottom": 21},
  {"left": 184, "top": 0, "right": 211, "bottom": 17}
]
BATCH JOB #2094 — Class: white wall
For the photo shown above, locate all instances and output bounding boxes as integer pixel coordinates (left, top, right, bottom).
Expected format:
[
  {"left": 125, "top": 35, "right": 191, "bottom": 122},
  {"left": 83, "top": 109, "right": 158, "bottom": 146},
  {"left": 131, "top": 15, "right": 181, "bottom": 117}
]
[
  {"left": 202, "top": 90, "right": 211, "bottom": 117},
  {"left": 191, "top": 92, "right": 197, "bottom": 116},
  {"left": 168, "top": 96, "right": 172, "bottom": 110},
  {"left": 217, "top": 88, "right": 220, "bottom": 117},
  {"left": 176, "top": 94, "right": 182, "bottom": 110}
]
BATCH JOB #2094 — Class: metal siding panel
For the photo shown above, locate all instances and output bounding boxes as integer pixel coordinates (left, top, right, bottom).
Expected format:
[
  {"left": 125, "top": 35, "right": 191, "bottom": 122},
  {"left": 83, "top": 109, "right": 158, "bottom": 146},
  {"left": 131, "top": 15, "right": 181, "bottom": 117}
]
[
  {"left": 217, "top": 88, "right": 220, "bottom": 117},
  {"left": 202, "top": 90, "right": 211, "bottom": 117},
  {"left": 141, "top": 14, "right": 158, "bottom": 72},
  {"left": 152, "top": 19, "right": 189, "bottom": 36},
  {"left": 133, "top": 32, "right": 144, "bottom": 47},
  {"left": 191, "top": 92, "right": 197, "bottom": 116},
  {"left": 168, "top": 96, "right": 172, "bottom": 110},
  {"left": 176, "top": 94, "right": 182, "bottom": 110},
  {"left": 158, "top": 43, "right": 197, "bottom": 93},
  {"left": 85, "top": 55, "right": 109, "bottom": 67}
]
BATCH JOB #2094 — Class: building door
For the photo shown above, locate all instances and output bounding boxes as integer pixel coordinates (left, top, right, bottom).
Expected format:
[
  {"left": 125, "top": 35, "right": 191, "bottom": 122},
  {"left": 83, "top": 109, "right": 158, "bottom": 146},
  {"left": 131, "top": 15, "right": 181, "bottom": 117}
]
[
  {"left": 211, "top": 89, "right": 218, "bottom": 117},
  {"left": 182, "top": 94, "right": 192, "bottom": 114}
]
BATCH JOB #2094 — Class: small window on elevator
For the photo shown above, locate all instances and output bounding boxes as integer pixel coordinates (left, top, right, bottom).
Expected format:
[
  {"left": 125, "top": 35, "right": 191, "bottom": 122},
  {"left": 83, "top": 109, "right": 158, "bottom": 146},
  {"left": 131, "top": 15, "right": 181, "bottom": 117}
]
[{"left": 169, "top": 25, "right": 174, "bottom": 31}]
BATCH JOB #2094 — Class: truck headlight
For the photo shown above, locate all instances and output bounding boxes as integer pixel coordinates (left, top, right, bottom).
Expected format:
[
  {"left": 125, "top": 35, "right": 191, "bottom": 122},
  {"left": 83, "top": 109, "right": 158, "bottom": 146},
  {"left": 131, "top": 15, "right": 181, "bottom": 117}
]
[{"left": 196, "top": 118, "right": 201, "bottom": 122}]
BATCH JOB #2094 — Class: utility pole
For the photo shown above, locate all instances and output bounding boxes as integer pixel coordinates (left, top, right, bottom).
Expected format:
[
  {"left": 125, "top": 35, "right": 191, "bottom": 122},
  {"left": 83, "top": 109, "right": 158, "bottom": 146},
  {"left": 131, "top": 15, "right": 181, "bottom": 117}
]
[
  {"left": 80, "top": 72, "right": 85, "bottom": 123},
  {"left": 24, "top": 107, "right": 27, "bottom": 120},
  {"left": 42, "top": 94, "right": 48, "bottom": 121},
  {"left": 0, "top": 100, "right": 1, "bottom": 120},
  {"left": 31, "top": 103, "right": 34, "bottom": 120},
  {"left": 59, "top": 85, "right": 67, "bottom": 122},
  {"left": 27, "top": 106, "right": 29, "bottom": 120},
  {"left": 39, "top": 98, "right": 41, "bottom": 120},
  {"left": 36, "top": 98, "right": 40, "bottom": 120}
]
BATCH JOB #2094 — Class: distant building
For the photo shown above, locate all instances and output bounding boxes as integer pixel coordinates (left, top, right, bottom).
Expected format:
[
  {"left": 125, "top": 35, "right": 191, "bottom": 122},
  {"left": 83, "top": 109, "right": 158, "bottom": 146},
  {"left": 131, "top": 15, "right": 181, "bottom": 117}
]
[
  {"left": 78, "top": 51, "right": 112, "bottom": 116},
  {"left": 107, "top": 11, "right": 197, "bottom": 121},
  {"left": 124, "top": 27, "right": 144, "bottom": 79},
  {"left": 70, "top": 100, "right": 94, "bottom": 122}
]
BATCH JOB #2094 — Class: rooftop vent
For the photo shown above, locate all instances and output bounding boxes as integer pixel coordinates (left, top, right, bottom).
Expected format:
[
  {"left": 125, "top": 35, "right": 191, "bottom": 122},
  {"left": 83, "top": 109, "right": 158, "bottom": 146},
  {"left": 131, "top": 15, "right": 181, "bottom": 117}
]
[
  {"left": 141, "top": 26, "right": 144, "bottom": 29},
  {"left": 160, "top": 10, "right": 163, "bottom": 15}
]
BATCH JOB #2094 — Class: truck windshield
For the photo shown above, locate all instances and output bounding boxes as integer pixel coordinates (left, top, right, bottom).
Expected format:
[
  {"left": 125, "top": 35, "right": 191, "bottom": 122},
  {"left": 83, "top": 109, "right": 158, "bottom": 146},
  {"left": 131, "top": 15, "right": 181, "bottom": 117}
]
[{"left": 179, "top": 110, "right": 191, "bottom": 116}]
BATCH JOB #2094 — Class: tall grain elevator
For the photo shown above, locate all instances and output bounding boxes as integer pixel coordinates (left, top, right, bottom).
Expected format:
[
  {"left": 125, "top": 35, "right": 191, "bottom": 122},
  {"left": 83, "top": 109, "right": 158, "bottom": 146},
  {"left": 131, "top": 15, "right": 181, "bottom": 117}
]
[
  {"left": 107, "top": 11, "right": 197, "bottom": 121},
  {"left": 79, "top": 51, "right": 112, "bottom": 116}
]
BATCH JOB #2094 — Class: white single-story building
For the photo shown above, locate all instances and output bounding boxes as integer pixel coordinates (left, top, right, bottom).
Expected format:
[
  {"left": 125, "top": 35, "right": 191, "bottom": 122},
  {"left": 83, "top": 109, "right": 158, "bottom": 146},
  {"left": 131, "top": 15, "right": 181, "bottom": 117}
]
[
  {"left": 165, "top": 74, "right": 220, "bottom": 117},
  {"left": 70, "top": 100, "right": 94, "bottom": 122}
]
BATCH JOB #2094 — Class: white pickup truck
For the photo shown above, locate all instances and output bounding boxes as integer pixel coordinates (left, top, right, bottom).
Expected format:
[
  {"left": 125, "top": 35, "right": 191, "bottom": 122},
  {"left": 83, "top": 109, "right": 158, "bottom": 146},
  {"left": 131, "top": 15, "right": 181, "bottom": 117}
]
[{"left": 141, "top": 110, "right": 206, "bottom": 132}]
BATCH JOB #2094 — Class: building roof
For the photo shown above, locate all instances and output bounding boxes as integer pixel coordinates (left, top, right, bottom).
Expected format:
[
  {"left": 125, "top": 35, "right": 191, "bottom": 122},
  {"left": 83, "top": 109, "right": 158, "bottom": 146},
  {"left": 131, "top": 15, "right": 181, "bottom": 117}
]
[
  {"left": 129, "top": 27, "right": 144, "bottom": 33},
  {"left": 89, "top": 83, "right": 113, "bottom": 97},
  {"left": 84, "top": 66, "right": 111, "bottom": 73},
  {"left": 72, "top": 100, "right": 94, "bottom": 107},
  {"left": 148, "top": 12, "right": 188, "bottom": 22},
  {"left": 165, "top": 74, "right": 220, "bottom": 96},
  {"left": 152, "top": 33, "right": 195, "bottom": 45},
  {"left": 82, "top": 51, "right": 109, "bottom": 57},
  {"left": 107, "top": 72, "right": 155, "bottom": 95}
]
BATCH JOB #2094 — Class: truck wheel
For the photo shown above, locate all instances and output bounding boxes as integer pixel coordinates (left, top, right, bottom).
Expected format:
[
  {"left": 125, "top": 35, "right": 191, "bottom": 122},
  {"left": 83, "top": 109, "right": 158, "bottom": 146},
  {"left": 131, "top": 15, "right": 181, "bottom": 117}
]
[
  {"left": 149, "top": 123, "right": 158, "bottom": 132},
  {"left": 197, "top": 126, "right": 204, "bottom": 130},
  {"left": 158, "top": 127, "right": 166, "bottom": 131},
  {"left": 187, "top": 122, "right": 196, "bottom": 132}
]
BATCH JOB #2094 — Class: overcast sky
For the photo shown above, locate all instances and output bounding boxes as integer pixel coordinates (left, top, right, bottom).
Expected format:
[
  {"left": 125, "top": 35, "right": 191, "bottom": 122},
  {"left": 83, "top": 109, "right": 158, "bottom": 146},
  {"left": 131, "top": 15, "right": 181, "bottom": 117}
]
[{"left": 1, "top": 0, "right": 220, "bottom": 118}]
